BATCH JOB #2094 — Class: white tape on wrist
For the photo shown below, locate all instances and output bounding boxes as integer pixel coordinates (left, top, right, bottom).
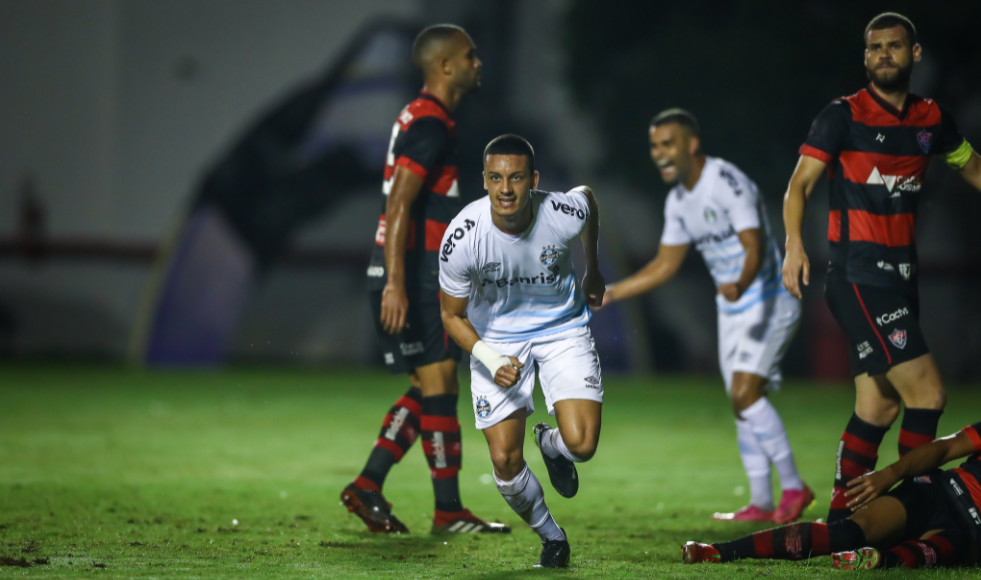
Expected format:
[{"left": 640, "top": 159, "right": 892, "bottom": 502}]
[{"left": 471, "top": 340, "right": 512, "bottom": 377}]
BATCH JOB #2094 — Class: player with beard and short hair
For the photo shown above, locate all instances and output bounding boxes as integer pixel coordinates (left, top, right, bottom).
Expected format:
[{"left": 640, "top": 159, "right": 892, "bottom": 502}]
[
  {"left": 341, "top": 24, "right": 510, "bottom": 536},
  {"left": 439, "top": 134, "right": 606, "bottom": 568},
  {"left": 599, "top": 109, "right": 812, "bottom": 524},
  {"left": 782, "top": 12, "right": 981, "bottom": 524},
  {"left": 683, "top": 421, "right": 981, "bottom": 570}
]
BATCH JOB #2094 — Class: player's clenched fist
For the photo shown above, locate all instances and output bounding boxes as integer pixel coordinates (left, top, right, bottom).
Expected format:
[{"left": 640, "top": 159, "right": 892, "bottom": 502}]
[
  {"left": 781, "top": 243, "right": 810, "bottom": 300},
  {"left": 582, "top": 271, "right": 606, "bottom": 308},
  {"left": 494, "top": 357, "right": 524, "bottom": 389}
]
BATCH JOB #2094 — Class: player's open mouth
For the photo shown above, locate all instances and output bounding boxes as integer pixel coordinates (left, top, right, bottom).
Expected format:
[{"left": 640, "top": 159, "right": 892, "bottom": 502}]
[{"left": 498, "top": 195, "right": 516, "bottom": 208}]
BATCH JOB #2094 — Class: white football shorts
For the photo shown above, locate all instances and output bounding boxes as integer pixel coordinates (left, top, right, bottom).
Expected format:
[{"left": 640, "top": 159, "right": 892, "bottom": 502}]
[
  {"left": 469, "top": 326, "right": 603, "bottom": 430},
  {"left": 718, "top": 289, "right": 801, "bottom": 392}
]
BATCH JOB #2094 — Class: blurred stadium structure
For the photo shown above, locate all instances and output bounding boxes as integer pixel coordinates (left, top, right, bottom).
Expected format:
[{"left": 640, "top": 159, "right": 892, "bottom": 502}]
[{"left": 1, "top": 0, "right": 979, "bottom": 379}]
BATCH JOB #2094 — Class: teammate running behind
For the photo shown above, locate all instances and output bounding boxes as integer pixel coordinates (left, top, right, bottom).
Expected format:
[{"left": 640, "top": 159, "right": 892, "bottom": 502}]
[
  {"left": 342, "top": 24, "right": 509, "bottom": 535},
  {"left": 782, "top": 12, "right": 981, "bottom": 523},
  {"left": 600, "top": 109, "right": 811, "bottom": 523},
  {"left": 439, "top": 134, "right": 606, "bottom": 568},
  {"left": 683, "top": 421, "right": 981, "bottom": 569}
]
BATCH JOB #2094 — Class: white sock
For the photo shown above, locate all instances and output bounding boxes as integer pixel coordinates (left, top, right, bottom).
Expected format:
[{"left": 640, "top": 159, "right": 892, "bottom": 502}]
[
  {"left": 540, "top": 427, "right": 585, "bottom": 463},
  {"left": 494, "top": 464, "right": 565, "bottom": 542},
  {"left": 742, "top": 397, "right": 803, "bottom": 492},
  {"left": 736, "top": 417, "right": 773, "bottom": 511}
]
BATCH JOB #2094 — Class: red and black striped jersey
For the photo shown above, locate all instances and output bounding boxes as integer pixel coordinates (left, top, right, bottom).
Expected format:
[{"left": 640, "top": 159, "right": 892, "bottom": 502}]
[
  {"left": 368, "top": 91, "right": 463, "bottom": 292},
  {"left": 945, "top": 422, "right": 981, "bottom": 542},
  {"left": 800, "top": 85, "right": 963, "bottom": 291}
]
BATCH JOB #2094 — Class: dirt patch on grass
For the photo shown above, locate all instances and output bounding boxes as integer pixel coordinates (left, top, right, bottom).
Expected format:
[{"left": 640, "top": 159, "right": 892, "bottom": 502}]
[{"left": 0, "top": 556, "right": 32, "bottom": 567}]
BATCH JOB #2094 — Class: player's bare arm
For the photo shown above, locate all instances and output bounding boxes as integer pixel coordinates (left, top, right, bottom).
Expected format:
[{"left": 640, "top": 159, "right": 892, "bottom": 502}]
[
  {"left": 439, "top": 291, "right": 523, "bottom": 388},
  {"left": 781, "top": 155, "right": 827, "bottom": 299},
  {"left": 718, "top": 228, "right": 762, "bottom": 302},
  {"left": 601, "top": 243, "right": 688, "bottom": 308},
  {"left": 381, "top": 167, "right": 425, "bottom": 334},
  {"left": 576, "top": 186, "right": 605, "bottom": 307},
  {"left": 844, "top": 429, "right": 976, "bottom": 510}
]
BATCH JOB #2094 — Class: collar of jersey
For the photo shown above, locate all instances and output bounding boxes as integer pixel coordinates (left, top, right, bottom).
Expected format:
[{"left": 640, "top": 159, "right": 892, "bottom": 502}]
[
  {"left": 490, "top": 193, "right": 540, "bottom": 244},
  {"left": 676, "top": 156, "right": 714, "bottom": 196},
  {"left": 419, "top": 90, "right": 453, "bottom": 117},
  {"left": 865, "top": 84, "right": 912, "bottom": 121}
]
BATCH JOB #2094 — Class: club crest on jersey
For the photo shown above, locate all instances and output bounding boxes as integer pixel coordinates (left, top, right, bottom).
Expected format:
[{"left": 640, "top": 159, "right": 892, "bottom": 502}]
[
  {"left": 540, "top": 245, "right": 559, "bottom": 266},
  {"left": 476, "top": 397, "right": 491, "bottom": 419},
  {"left": 703, "top": 208, "right": 717, "bottom": 223},
  {"left": 916, "top": 130, "right": 933, "bottom": 154},
  {"left": 888, "top": 329, "right": 907, "bottom": 350}
]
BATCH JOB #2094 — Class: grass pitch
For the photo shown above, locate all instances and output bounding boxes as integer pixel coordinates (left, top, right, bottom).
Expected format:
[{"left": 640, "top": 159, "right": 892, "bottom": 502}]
[{"left": 0, "top": 364, "right": 979, "bottom": 579}]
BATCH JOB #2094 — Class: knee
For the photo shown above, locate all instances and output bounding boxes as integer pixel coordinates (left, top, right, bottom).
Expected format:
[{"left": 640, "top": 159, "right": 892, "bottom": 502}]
[
  {"left": 561, "top": 430, "right": 599, "bottom": 462},
  {"left": 730, "top": 387, "right": 760, "bottom": 415},
  {"left": 490, "top": 447, "right": 524, "bottom": 480},
  {"left": 858, "top": 397, "right": 901, "bottom": 427}
]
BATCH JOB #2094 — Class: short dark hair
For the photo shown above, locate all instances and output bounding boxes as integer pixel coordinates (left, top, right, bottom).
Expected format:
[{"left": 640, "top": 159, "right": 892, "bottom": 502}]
[
  {"left": 484, "top": 134, "right": 536, "bottom": 173},
  {"left": 412, "top": 24, "right": 466, "bottom": 69},
  {"left": 650, "top": 108, "right": 700, "bottom": 137},
  {"left": 865, "top": 12, "right": 917, "bottom": 46}
]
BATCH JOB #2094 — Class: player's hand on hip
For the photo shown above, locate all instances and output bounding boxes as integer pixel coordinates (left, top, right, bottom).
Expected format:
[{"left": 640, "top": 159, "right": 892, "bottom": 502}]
[
  {"left": 781, "top": 243, "right": 810, "bottom": 300},
  {"left": 844, "top": 468, "right": 897, "bottom": 511},
  {"left": 582, "top": 271, "right": 606, "bottom": 308},
  {"left": 494, "top": 357, "right": 524, "bottom": 389},
  {"left": 717, "top": 282, "right": 743, "bottom": 302},
  {"left": 380, "top": 282, "right": 409, "bottom": 335}
]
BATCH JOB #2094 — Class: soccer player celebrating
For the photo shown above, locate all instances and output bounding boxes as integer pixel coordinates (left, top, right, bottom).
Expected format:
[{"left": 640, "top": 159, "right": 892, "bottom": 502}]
[
  {"left": 599, "top": 109, "right": 811, "bottom": 524},
  {"left": 782, "top": 13, "right": 981, "bottom": 523},
  {"left": 439, "top": 134, "right": 606, "bottom": 568},
  {"left": 683, "top": 421, "right": 981, "bottom": 569},
  {"left": 342, "top": 24, "right": 509, "bottom": 535}
]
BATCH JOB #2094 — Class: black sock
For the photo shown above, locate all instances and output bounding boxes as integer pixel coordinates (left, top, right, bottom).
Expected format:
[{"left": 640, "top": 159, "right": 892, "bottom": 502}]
[
  {"left": 898, "top": 408, "right": 943, "bottom": 457},
  {"left": 714, "top": 519, "right": 865, "bottom": 562},
  {"left": 356, "top": 386, "right": 422, "bottom": 491},
  {"left": 421, "top": 393, "right": 463, "bottom": 514}
]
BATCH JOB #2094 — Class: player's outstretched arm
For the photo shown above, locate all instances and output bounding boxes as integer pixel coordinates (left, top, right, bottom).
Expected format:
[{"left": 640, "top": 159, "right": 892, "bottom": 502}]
[
  {"left": 844, "top": 428, "right": 978, "bottom": 510},
  {"left": 781, "top": 155, "right": 826, "bottom": 299},
  {"left": 576, "top": 186, "right": 604, "bottom": 307},
  {"left": 381, "top": 167, "right": 425, "bottom": 334},
  {"left": 718, "top": 229, "right": 762, "bottom": 303},
  {"left": 439, "top": 291, "right": 523, "bottom": 388},
  {"left": 601, "top": 243, "right": 688, "bottom": 308}
]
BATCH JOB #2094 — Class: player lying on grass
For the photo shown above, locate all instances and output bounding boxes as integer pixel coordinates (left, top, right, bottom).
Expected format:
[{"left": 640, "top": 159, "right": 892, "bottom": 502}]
[
  {"left": 439, "top": 134, "right": 606, "bottom": 568},
  {"left": 683, "top": 421, "right": 981, "bottom": 569}
]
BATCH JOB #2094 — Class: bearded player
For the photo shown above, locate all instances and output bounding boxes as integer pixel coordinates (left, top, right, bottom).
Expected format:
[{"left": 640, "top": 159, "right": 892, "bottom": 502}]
[
  {"left": 600, "top": 109, "right": 811, "bottom": 524},
  {"left": 341, "top": 24, "right": 509, "bottom": 535},
  {"left": 683, "top": 421, "right": 981, "bottom": 569},
  {"left": 440, "top": 134, "right": 606, "bottom": 568},
  {"left": 782, "top": 12, "right": 981, "bottom": 524}
]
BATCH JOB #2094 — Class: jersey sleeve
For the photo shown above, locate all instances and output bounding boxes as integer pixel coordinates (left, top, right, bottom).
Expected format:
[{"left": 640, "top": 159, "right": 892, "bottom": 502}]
[
  {"left": 799, "top": 100, "right": 850, "bottom": 164},
  {"left": 659, "top": 198, "right": 691, "bottom": 246},
  {"left": 716, "top": 166, "right": 761, "bottom": 233},
  {"left": 393, "top": 117, "right": 450, "bottom": 179},
  {"left": 545, "top": 188, "right": 591, "bottom": 238},
  {"left": 438, "top": 217, "right": 475, "bottom": 298},
  {"left": 937, "top": 105, "right": 974, "bottom": 169},
  {"left": 963, "top": 422, "right": 981, "bottom": 453}
]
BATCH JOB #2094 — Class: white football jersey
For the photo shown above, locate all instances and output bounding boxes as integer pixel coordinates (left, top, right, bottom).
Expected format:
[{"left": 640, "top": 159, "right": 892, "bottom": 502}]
[
  {"left": 439, "top": 188, "right": 592, "bottom": 342},
  {"left": 660, "top": 157, "right": 785, "bottom": 314}
]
